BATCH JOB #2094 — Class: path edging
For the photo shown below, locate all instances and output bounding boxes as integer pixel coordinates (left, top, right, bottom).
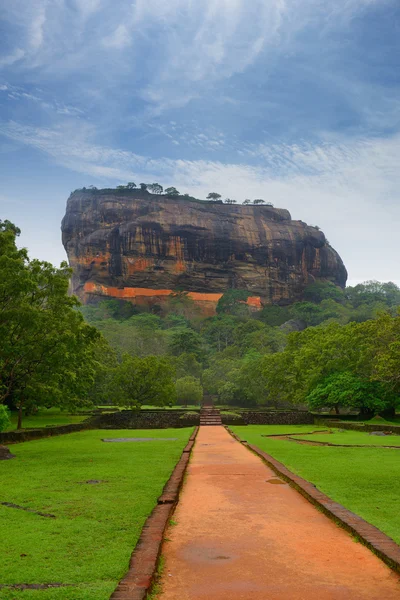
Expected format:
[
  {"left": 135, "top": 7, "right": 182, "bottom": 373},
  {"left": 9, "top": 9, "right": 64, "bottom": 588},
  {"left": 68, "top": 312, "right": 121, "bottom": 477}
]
[
  {"left": 226, "top": 426, "right": 400, "bottom": 575},
  {"left": 110, "top": 426, "right": 199, "bottom": 600}
]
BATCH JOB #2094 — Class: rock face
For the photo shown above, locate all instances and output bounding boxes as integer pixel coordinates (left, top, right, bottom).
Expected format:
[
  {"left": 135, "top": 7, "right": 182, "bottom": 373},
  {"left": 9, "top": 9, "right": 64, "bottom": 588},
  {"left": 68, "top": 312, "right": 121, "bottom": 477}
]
[{"left": 61, "top": 190, "right": 347, "bottom": 310}]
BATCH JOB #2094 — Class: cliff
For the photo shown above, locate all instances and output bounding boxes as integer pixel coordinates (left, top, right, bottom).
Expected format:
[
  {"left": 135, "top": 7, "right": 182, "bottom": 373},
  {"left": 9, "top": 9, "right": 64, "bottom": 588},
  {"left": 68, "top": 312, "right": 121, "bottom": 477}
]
[{"left": 61, "top": 190, "right": 347, "bottom": 311}]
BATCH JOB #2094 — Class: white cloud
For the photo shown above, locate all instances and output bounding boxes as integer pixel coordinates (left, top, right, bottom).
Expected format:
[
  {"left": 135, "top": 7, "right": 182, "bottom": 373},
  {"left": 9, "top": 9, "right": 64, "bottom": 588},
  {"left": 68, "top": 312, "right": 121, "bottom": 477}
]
[
  {"left": 1, "top": 119, "right": 399, "bottom": 280},
  {"left": 103, "top": 24, "right": 132, "bottom": 49},
  {"left": 30, "top": 5, "right": 47, "bottom": 49}
]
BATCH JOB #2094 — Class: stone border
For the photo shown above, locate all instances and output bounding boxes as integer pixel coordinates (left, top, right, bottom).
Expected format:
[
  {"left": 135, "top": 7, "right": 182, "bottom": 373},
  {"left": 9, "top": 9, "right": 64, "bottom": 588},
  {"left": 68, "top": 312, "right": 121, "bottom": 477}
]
[
  {"left": 110, "top": 426, "right": 199, "bottom": 600},
  {"left": 320, "top": 420, "right": 400, "bottom": 435},
  {"left": 226, "top": 426, "right": 400, "bottom": 574},
  {"left": 0, "top": 421, "right": 94, "bottom": 445}
]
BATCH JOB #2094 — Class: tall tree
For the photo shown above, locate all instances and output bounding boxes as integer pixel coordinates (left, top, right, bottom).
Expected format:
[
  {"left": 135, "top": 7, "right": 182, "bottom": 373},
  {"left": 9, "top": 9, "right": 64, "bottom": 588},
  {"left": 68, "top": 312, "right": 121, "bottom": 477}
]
[
  {"left": 148, "top": 183, "right": 163, "bottom": 194},
  {"left": 206, "top": 192, "right": 222, "bottom": 201},
  {"left": 165, "top": 187, "right": 180, "bottom": 196},
  {"left": 0, "top": 221, "right": 101, "bottom": 427},
  {"left": 111, "top": 354, "right": 176, "bottom": 408}
]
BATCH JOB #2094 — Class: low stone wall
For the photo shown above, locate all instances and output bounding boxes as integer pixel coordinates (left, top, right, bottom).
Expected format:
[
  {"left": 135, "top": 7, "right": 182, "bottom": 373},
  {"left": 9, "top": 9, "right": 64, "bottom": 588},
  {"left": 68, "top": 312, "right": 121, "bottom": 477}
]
[
  {"left": 240, "top": 411, "right": 315, "bottom": 426},
  {"left": 0, "top": 421, "right": 93, "bottom": 445},
  {"left": 93, "top": 410, "right": 199, "bottom": 429},
  {"left": 321, "top": 420, "right": 400, "bottom": 435}
]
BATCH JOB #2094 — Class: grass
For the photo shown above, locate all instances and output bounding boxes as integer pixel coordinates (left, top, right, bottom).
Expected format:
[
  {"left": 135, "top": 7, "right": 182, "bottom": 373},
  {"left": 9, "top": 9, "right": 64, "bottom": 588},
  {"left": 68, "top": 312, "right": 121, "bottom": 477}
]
[
  {"left": 0, "top": 428, "right": 192, "bottom": 599},
  {"left": 6, "top": 408, "right": 87, "bottom": 431},
  {"left": 231, "top": 424, "right": 400, "bottom": 545},
  {"left": 291, "top": 430, "right": 400, "bottom": 446}
]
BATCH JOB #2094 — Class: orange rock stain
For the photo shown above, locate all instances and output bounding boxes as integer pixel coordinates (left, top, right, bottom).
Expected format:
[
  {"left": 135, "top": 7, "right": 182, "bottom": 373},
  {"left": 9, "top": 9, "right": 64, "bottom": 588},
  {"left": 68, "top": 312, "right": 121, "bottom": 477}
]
[{"left": 82, "top": 282, "right": 261, "bottom": 314}]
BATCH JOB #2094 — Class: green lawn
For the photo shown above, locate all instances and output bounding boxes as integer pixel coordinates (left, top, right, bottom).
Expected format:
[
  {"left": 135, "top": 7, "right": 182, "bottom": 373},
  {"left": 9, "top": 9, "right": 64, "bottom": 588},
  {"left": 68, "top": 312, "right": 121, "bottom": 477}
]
[
  {"left": 7, "top": 408, "right": 87, "bottom": 431},
  {"left": 292, "top": 430, "right": 400, "bottom": 446},
  {"left": 231, "top": 425, "right": 400, "bottom": 545},
  {"left": 0, "top": 428, "right": 192, "bottom": 599}
]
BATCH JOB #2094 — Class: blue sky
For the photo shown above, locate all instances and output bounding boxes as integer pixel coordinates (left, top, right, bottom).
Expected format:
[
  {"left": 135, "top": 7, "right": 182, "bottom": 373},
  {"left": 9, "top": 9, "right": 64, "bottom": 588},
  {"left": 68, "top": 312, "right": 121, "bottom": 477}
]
[{"left": 0, "top": 0, "right": 399, "bottom": 285}]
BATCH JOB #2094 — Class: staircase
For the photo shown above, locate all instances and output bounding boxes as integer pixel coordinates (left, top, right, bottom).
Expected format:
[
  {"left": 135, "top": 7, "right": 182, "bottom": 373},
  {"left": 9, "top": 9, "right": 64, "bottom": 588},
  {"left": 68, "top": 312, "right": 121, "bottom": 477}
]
[{"left": 200, "top": 406, "right": 222, "bottom": 426}]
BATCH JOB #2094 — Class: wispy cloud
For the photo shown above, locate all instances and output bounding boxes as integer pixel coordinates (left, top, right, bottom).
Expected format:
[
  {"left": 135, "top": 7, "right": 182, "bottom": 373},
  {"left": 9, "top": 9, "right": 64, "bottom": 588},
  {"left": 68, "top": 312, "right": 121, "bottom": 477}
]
[
  {"left": 2, "top": 117, "right": 399, "bottom": 280},
  {"left": 0, "top": 0, "right": 399, "bottom": 280},
  {"left": 0, "top": 48, "right": 25, "bottom": 67}
]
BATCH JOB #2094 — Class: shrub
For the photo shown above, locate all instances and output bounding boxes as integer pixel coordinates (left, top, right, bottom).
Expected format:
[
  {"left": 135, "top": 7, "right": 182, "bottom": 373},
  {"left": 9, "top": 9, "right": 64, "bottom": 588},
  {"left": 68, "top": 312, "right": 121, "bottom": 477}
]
[
  {"left": 179, "top": 411, "right": 199, "bottom": 425},
  {"left": 221, "top": 410, "right": 244, "bottom": 424},
  {"left": 0, "top": 405, "right": 11, "bottom": 432}
]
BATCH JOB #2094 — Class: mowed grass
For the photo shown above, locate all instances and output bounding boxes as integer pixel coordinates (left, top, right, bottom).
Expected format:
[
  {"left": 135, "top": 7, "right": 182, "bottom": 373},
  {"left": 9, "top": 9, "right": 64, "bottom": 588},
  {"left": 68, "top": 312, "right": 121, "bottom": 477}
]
[
  {"left": 231, "top": 425, "right": 400, "bottom": 545},
  {"left": 7, "top": 408, "right": 87, "bottom": 431},
  {"left": 0, "top": 428, "right": 192, "bottom": 599},
  {"left": 292, "top": 430, "right": 400, "bottom": 446}
]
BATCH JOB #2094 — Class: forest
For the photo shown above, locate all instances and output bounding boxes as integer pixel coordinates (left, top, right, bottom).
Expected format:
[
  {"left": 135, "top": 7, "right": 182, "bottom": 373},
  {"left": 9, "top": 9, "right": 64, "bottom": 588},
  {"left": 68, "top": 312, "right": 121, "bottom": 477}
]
[{"left": 2, "top": 218, "right": 400, "bottom": 429}]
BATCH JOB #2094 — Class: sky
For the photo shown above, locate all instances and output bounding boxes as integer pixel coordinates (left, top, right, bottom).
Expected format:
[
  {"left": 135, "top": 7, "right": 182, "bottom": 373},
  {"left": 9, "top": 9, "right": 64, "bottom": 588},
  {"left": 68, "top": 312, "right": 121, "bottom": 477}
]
[{"left": 0, "top": 0, "right": 399, "bottom": 286}]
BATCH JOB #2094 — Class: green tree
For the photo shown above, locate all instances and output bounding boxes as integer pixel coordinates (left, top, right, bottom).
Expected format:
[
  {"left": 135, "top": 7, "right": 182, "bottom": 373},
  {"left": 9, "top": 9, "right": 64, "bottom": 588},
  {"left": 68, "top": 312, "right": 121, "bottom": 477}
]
[
  {"left": 111, "top": 355, "right": 176, "bottom": 408},
  {"left": 289, "top": 302, "right": 325, "bottom": 326},
  {"left": 216, "top": 290, "right": 250, "bottom": 317},
  {"left": 174, "top": 353, "right": 202, "bottom": 380},
  {"left": 306, "top": 372, "right": 395, "bottom": 418},
  {"left": 201, "top": 316, "right": 237, "bottom": 351},
  {"left": 148, "top": 183, "right": 163, "bottom": 194},
  {"left": 0, "top": 221, "right": 101, "bottom": 427},
  {"left": 0, "top": 405, "right": 11, "bottom": 432},
  {"left": 202, "top": 357, "right": 240, "bottom": 396},
  {"left": 253, "top": 199, "right": 265, "bottom": 205},
  {"left": 303, "top": 282, "right": 344, "bottom": 304},
  {"left": 257, "top": 305, "right": 291, "bottom": 327},
  {"left": 168, "top": 328, "right": 204, "bottom": 362},
  {"left": 165, "top": 187, "right": 180, "bottom": 196},
  {"left": 206, "top": 192, "right": 222, "bottom": 201},
  {"left": 139, "top": 183, "right": 148, "bottom": 191},
  {"left": 176, "top": 376, "right": 203, "bottom": 407},
  {"left": 126, "top": 182, "right": 137, "bottom": 189}
]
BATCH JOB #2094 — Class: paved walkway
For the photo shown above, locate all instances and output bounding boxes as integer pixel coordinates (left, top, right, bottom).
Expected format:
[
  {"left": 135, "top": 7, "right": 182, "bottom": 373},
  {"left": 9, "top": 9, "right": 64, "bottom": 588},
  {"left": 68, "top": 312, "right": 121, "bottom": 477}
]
[{"left": 159, "top": 427, "right": 400, "bottom": 599}]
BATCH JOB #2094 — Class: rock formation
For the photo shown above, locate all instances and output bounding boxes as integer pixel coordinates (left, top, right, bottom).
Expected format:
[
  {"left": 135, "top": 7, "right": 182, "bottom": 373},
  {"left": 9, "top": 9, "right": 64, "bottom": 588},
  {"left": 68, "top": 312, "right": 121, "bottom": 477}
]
[{"left": 61, "top": 189, "right": 347, "bottom": 312}]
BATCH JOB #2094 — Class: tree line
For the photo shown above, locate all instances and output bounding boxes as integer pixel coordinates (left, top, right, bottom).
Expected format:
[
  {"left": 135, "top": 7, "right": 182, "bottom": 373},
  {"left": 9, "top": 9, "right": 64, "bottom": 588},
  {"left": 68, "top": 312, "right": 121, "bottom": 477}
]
[
  {"left": 2, "top": 218, "right": 400, "bottom": 428},
  {"left": 74, "top": 183, "right": 274, "bottom": 206}
]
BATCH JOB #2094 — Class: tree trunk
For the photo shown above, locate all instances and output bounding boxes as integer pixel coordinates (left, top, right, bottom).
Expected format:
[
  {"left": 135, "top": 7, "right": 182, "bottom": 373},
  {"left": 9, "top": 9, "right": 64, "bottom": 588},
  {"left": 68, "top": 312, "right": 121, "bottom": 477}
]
[
  {"left": 17, "top": 404, "right": 23, "bottom": 430},
  {"left": 334, "top": 404, "right": 340, "bottom": 415},
  {"left": 358, "top": 408, "right": 375, "bottom": 421},
  {"left": 381, "top": 406, "right": 396, "bottom": 419}
]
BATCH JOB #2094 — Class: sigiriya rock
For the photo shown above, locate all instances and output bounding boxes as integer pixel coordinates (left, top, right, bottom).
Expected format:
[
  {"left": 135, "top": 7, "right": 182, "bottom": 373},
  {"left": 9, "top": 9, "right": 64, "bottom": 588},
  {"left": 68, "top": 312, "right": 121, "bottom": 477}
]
[{"left": 61, "top": 189, "right": 347, "bottom": 312}]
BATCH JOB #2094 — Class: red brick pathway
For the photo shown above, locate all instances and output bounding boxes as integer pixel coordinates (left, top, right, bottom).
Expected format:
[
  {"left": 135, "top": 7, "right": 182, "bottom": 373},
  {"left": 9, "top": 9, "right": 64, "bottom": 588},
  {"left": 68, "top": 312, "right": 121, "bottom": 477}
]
[{"left": 159, "top": 426, "right": 400, "bottom": 600}]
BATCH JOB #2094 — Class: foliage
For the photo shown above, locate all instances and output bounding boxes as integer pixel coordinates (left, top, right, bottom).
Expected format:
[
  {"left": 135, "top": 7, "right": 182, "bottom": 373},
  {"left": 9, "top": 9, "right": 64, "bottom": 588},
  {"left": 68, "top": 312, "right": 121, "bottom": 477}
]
[
  {"left": 176, "top": 376, "right": 203, "bottom": 406},
  {"left": 174, "top": 353, "right": 202, "bottom": 380},
  {"left": 306, "top": 372, "right": 395, "bottom": 417},
  {"left": 303, "top": 281, "right": 344, "bottom": 303},
  {"left": 0, "top": 404, "right": 11, "bottom": 431},
  {"left": 216, "top": 289, "right": 250, "bottom": 316},
  {"left": 111, "top": 354, "right": 176, "bottom": 408},
  {"left": 218, "top": 381, "right": 242, "bottom": 406},
  {"left": 257, "top": 304, "right": 291, "bottom": 326},
  {"left": 0, "top": 221, "right": 101, "bottom": 427},
  {"left": 147, "top": 182, "right": 163, "bottom": 194},
  {"left": 206, "top": 192, "right": 222, "bottom": 201},
  {"left": 168, "top": 327, "right": 204, "bottom": 362},
  {"left": 165, "top": 186, "right": 180, "bottom": 196},
  {"left": 179, "top": 411, "right": 199, "bottom": 424}
]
